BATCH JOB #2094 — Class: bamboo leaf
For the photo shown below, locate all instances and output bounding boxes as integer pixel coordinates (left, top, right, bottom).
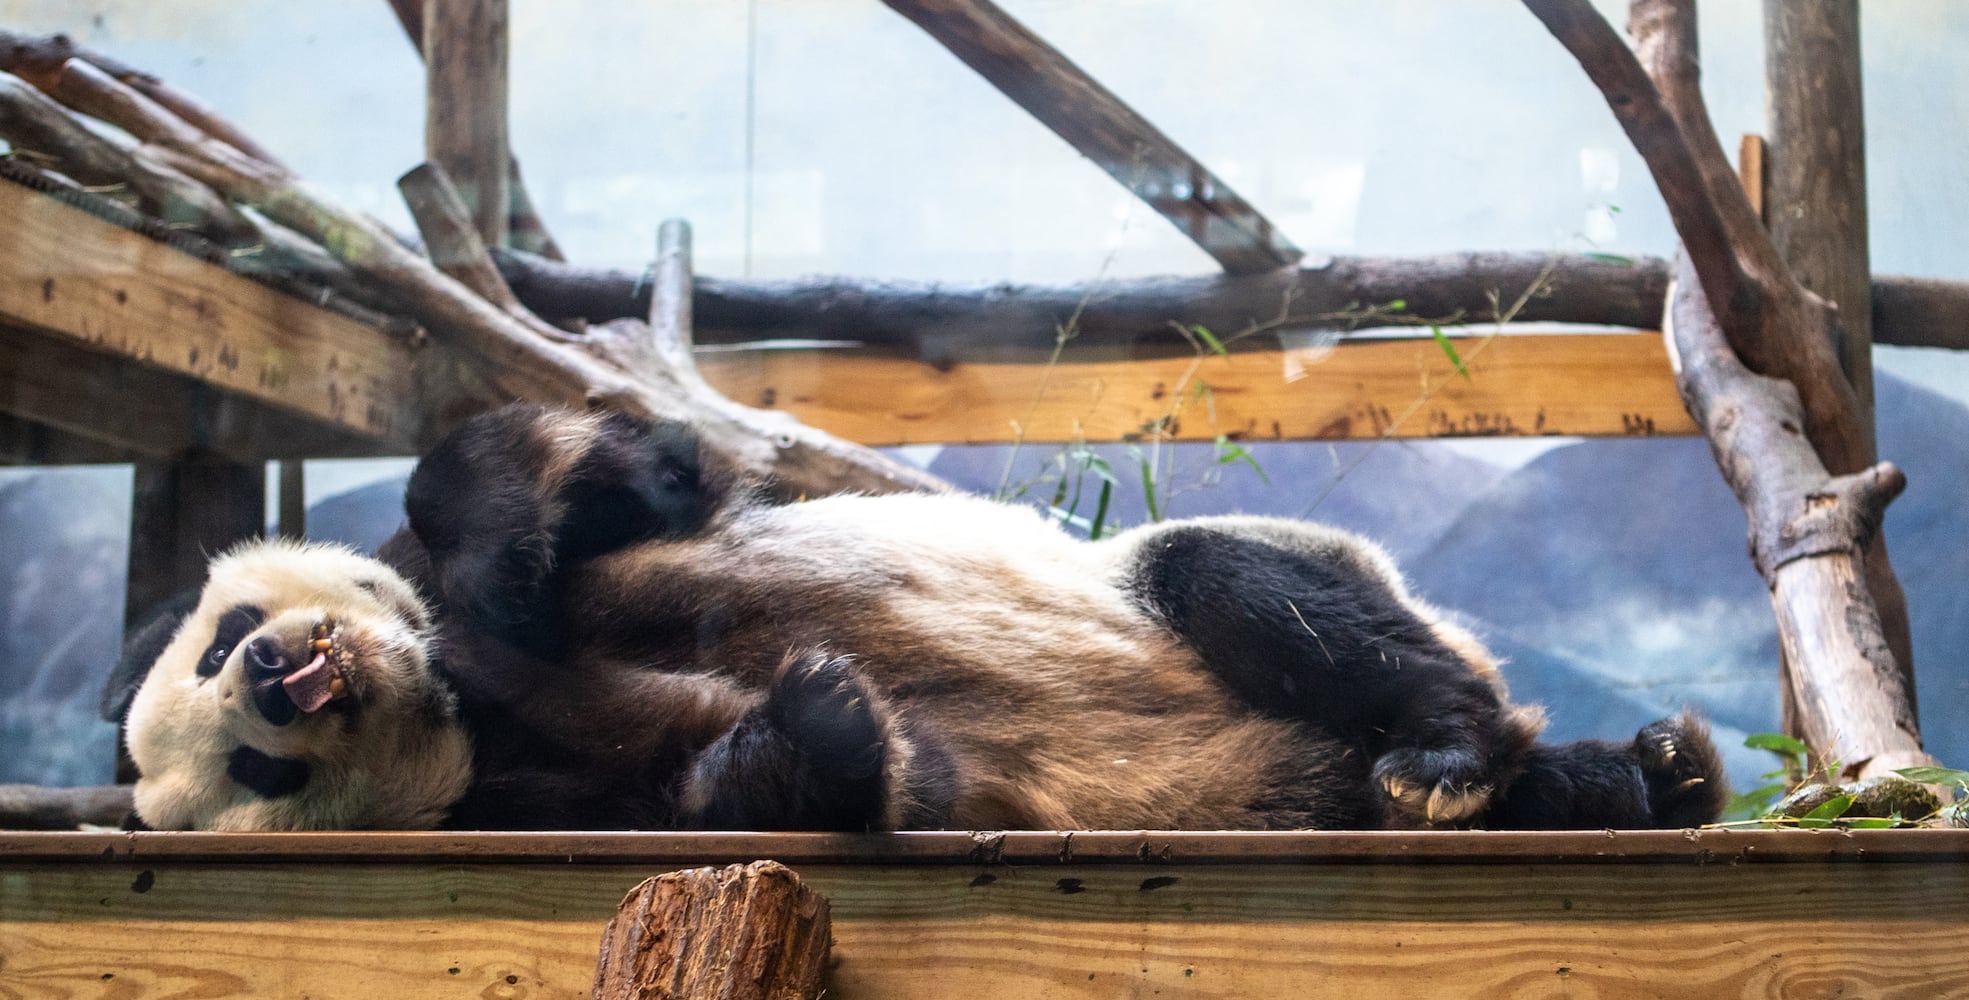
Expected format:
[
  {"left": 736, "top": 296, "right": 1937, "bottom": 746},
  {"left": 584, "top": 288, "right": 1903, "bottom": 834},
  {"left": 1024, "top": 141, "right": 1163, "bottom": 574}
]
[
  {"left": 1797, "top": 794, "right": 1855, "bottom": 828},
  {"left": 1431, "top": 325, "right": 1470, "bottom": 380},
  {"left": 1893, "top": 766, "right": 1969, "bottom": 786},
  {"left": 1191, "top": 324, "right": 1227, "bottom": 356},
  {"left": 1744, "top": 733, "right": 1812, "bottom": 759}
]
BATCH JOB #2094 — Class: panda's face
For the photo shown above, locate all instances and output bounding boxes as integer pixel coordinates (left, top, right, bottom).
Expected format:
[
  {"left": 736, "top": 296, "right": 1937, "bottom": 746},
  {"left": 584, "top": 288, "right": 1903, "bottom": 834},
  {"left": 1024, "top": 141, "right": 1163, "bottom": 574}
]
[{"left": 125, "top": 540, "right": 473, "bottom": 830}]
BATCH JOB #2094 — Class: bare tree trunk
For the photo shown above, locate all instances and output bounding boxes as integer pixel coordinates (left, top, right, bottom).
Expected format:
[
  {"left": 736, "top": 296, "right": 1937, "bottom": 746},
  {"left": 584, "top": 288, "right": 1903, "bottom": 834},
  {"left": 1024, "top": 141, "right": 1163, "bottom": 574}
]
[
  {"left": 1522, "top": 0, "right": 1934, "bottom": 779},
  {"left": 1763, "top": 0, "right": 1915, "bottom": 723}
]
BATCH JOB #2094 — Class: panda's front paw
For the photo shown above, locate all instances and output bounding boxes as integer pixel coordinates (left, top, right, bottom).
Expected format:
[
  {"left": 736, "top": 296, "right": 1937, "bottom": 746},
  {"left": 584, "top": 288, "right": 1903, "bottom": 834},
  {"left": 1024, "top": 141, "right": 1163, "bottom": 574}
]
[
  {"left": 1373, "top": 748, "right": 1495, "bottom": 827},
  {"left": 766, "top": 652, "right": 888, "bottom": 791},
  {"left": 1634, "top": 712, "right": 1728, "bottom": 828}
]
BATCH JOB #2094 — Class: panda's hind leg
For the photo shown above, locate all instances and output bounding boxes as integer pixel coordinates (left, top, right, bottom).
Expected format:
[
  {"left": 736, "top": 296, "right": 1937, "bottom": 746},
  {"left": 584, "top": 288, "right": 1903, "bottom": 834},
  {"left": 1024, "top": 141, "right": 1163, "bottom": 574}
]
[
  {"left": 1126, "top": 519, "right": 1537, "bottom": 827},
  {"left": 679, "top": 651, "right": 956, "bottom": 831},
  {"left": 1480, "top": 711, "right": 1729, "bottom": 829}
]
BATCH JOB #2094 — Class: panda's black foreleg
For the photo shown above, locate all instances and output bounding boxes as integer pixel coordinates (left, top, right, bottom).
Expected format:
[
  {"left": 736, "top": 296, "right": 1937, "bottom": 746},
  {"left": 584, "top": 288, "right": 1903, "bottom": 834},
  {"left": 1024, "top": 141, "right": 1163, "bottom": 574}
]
[
  {"left": 403, "top": 404, "right": 712, "bottom": 656},
  {"left": 678, "top": 652, "right": 896, "bottom": 831},
  {"left": 1481, "top": 712, "right": 1729, "bottom": 829},
  {"left": 1133, "top": 525, "right": 1526, "bottom": 826}
]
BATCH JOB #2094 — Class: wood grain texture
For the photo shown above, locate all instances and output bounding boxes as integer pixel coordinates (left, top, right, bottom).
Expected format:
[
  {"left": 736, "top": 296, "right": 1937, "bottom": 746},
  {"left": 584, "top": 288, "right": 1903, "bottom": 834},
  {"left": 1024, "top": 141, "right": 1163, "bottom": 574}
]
[
  {"left": 3, "top": 853, "right": 1966, "bottom": 999},
  {"left": 423, "top": 0, "right": 509, "bottom": 246},
  {"left": 0, "top": 178, "right": 423, "bottom": 451},
  {"left": 698, "top": 332, "right": 1697, "bottom": 445},
  {"left": 0, "top": 323, "right": 389, "bottom": 462},
  {"left": 592, "top": 862, "right": 831, "bottom": 1000}
]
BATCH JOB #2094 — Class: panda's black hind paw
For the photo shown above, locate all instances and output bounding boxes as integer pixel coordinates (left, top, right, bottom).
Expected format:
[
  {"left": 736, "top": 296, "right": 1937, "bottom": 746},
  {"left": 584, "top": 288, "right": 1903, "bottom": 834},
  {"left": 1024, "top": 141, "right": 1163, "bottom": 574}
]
[
  {"left": 761, "top": 651, "right": 890, "bottom": 827},
  {"left": 1634, "top": 711, "right": 1729, "bottom": 828},
  {"left": 1372, "top": 747, "right": 1496, "bottom": 827}
]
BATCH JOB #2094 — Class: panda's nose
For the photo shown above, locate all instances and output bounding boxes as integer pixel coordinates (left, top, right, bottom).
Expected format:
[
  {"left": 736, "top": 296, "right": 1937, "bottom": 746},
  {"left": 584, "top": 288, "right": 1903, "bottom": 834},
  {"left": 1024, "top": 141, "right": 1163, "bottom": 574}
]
[{"left": 245, "top": 636, "right": 295, "bottom": 681}]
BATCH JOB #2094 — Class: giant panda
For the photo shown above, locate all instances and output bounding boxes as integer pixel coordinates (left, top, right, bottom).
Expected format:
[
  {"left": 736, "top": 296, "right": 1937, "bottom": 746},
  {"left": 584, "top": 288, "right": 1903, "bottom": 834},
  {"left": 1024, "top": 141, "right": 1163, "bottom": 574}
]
[{"left": 107, "top": 403, "right": 1727, "bottom": 833}]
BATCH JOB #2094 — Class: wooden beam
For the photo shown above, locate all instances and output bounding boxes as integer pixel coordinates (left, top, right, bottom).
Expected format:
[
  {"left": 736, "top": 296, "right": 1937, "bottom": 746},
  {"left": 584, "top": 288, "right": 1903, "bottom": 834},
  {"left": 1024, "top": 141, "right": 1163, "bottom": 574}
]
[
  {"left": 0, "top": 322, "right": 397, "bottom": 462},
  {"left": 3, "top": 830, "right": 1967, "bottom": 998},
  {"left": 0, "top": 412, "right": 133, "bottom": 464},
  {"left": 879, "top": 0, "right": 1299, "bottom": 275},
  {"left": 0, "top": 178, "right": 425, "bottom": 451},
  {"left": 699, "top": 332, "right": 1696, "bottom": 446},
  {"left": 423, "top": 0, "right": 509, "bottom": 247}
]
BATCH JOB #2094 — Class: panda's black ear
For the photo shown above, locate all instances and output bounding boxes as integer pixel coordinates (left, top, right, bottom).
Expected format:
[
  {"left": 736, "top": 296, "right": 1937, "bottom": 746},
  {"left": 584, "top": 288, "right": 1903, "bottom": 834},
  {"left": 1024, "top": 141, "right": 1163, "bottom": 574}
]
[{"left": 100, "top": 590, "right": 200, "bottom": 723}]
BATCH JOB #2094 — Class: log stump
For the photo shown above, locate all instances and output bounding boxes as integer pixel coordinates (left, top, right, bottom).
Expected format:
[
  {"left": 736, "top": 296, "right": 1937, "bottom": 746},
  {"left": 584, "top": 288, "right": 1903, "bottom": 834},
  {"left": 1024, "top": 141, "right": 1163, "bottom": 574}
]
[{"left": 590, "top": 861, "right": 832, "bottom": 1000}]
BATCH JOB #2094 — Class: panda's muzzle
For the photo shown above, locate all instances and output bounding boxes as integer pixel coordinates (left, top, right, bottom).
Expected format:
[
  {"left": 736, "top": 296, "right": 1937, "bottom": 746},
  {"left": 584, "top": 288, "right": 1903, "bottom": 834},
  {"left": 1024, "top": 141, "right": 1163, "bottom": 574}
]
[{"left": 244, "top": 623, "right": 350, "bottom": 726}]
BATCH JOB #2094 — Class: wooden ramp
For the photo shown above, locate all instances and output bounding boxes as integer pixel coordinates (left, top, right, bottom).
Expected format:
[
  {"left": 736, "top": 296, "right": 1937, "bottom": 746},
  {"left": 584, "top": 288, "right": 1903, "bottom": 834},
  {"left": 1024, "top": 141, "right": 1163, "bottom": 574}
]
[{"left": 3, "top": 829, "right": 1966, "bottom": 998}]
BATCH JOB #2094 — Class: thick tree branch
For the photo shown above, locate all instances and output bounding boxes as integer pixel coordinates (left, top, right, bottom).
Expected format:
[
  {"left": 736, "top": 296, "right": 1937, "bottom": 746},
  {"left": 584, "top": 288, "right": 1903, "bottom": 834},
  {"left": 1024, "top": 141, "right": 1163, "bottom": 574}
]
[
  {"left": 495, "top": 249, "right": 1672, "bottom": 358},
  {"left": 1667, "top": 256, "right": 1930, "bottom": 780}
]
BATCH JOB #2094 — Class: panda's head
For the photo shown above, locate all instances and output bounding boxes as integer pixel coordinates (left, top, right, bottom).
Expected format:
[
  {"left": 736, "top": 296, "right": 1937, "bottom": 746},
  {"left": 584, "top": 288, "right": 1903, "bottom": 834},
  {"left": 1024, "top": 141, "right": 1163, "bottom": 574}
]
[{"left": 117, "top": 539, "right": 472, "bottom": 830}]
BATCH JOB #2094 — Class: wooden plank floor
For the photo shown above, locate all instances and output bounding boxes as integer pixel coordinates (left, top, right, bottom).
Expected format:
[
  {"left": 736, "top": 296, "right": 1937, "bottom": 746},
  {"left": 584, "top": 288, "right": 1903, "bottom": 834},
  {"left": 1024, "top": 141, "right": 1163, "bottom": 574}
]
[{"left": 2, "top": 830, "right": 1965, "bottom": 998}]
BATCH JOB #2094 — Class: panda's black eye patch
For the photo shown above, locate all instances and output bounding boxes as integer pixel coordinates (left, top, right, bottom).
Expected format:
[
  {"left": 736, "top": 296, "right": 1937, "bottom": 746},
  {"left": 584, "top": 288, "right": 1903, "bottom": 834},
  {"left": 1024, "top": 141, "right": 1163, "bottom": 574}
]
[{"left": 197, "top": 605, "right": 266, "bottom": 679}]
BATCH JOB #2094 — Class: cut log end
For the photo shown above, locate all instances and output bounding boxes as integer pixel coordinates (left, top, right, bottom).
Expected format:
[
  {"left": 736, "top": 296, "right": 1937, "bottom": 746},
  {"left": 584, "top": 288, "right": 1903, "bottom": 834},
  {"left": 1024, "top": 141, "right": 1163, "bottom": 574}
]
[{"left": 591, "top": 860, "right": 832, "bottom": 1000}]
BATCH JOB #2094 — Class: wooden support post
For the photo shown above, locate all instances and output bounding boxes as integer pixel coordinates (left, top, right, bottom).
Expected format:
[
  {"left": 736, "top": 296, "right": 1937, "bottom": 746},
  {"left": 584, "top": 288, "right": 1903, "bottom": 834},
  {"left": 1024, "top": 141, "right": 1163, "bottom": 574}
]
[
  {"left": 590, "top": 861, "right": 832, "bottom": 1000},
  {"left": 1765, "top": 0, "right": 1872, "bottom": 424},
  {"left": 123, "top": 457, "right": 265, "bottom": 632},
  {"left": 879, "top": 0, "right": 1300, "bottom": 275},
  {"left": 423, "top": 0, "right": 509, "bottom": 247},
  {"left": 1763, "top": 0, "right": 1912, "bottom": 718},
  {"left": 276, "top": 460, "right": 306, "bottom": 539}
]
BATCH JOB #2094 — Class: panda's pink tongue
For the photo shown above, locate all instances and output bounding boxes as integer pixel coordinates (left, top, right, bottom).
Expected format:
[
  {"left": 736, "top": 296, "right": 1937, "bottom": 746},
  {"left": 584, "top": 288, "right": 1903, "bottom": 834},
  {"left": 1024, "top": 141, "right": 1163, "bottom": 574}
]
[{"left": 283, "top": 653, "right": 336, "bottom": 713}]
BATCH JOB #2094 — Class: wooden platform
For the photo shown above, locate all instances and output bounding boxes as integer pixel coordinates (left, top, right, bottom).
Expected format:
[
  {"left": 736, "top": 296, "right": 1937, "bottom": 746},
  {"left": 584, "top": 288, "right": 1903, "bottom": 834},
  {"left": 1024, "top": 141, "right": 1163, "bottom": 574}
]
[{"left": 3, "top": 828, "right": 1966, "bottom": 998}]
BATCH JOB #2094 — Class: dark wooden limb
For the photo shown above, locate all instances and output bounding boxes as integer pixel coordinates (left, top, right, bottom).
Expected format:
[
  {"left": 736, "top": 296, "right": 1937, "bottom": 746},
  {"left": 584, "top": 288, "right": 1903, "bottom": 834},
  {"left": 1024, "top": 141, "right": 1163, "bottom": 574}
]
[
  {"left": 0, "top": 413, "right": 134, "bottom": 465},
  {"left": 0, "top": 784, "right": 132, "bottom": 829},
  {"left": 1667, "top": 257, "right": 1932, "bottom": 780},
  {"left": 423, "top": 0, "right": 509, "bottom": 246},
  {"left": 1873, "top": 276, "right": 1969, "bottom": 351},
  {"left": 591, "top": 861, "right": 831, "bottom": 1000},
  {"left": 879, "top": 0, "right": 1299, "bottom": 275},
  {"left": 495, "top": 248, "right": 1672, "bottom": 357},
  {"left": 1521, "top": 0, "right": 1750, "bottom": 332}
]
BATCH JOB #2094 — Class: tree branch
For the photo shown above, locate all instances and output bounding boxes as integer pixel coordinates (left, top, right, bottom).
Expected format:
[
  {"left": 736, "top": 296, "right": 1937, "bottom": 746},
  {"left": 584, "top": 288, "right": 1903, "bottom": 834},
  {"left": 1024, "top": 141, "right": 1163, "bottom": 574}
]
[
  {"left": 1522, "top": 0, "right": 1751, "bottom": 332},
  {"left": 1667, "top": 255, "right": 1929, "bottom": 779}
]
